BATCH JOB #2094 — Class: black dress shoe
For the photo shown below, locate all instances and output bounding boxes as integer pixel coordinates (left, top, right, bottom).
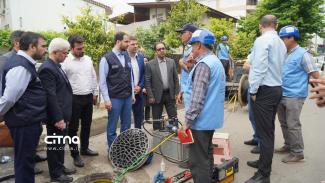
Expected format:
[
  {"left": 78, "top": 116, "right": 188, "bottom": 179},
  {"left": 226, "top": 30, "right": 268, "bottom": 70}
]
[
  {"left": 73, "top": 155, "right": 84, "bottom": 167},
  {"left": 34, "top": 167, "right": 43, "bottom": 175},
  {"left": 251, "top": 146, "right": 260, "bottom": 154},
  {"left": 245, "top": 172, "right": 270, "bottom": 183},
  {"left": 244, "top": 139, "right": 258, "bottom": 146},
  {"left": 51, "top": 174, "right": 73, "bottom": 183},
  {"left": 63, "top": 167, "right": 76, "bottom": 175},
  {"left": 247, "top": 160, "right": 259, "bottom": 168},
  {"left": 81, "top": 148, "right": 99, "bottom": 156},
  {"left": 35, "top": 154, "right": 47, "bottom": 163}
]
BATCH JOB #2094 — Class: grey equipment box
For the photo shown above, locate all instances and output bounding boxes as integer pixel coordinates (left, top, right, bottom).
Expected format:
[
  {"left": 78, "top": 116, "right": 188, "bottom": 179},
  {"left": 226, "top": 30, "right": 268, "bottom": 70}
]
[{"left": 152, "top": 130, "right": 189, "bottom": 162}]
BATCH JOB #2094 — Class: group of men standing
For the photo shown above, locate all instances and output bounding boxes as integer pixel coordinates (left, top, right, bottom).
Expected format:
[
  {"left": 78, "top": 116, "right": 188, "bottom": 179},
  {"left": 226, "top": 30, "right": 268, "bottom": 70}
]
[
  {"left": 1, "top": 13, "right": 325, "bottom": 183},
  {"left": 0, "top": 32, "right": 99, "bottom": 183},
  {"left": 243, "top": 15, "right": 322, "bottom": 183}
]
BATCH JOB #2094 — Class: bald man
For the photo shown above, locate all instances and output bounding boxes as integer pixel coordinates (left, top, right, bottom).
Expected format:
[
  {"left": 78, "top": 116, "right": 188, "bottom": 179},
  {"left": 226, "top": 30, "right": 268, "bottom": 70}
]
[{"left": 245, "top": 15, "right": 287, "bottom": 183}]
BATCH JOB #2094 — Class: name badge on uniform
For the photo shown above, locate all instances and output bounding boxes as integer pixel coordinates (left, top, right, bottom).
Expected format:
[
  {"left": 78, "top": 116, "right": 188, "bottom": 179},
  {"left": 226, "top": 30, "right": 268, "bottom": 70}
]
[{"left": 112, "top": 65, "right": 119, "bottom": 69}]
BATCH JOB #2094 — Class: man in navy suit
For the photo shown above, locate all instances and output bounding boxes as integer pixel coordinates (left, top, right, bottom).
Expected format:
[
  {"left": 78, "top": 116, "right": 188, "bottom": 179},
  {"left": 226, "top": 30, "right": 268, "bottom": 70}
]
[
  {"left": 127, "top": 36, "right": 145, "bottom": 129},
  {"left": 38, "top": 38, "right": 75, "bottom": 183}
]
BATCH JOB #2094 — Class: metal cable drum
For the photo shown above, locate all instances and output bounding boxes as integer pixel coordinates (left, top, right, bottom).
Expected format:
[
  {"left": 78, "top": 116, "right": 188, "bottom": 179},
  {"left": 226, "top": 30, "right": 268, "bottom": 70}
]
[
  {"left": 109, "top": 129, "right": 151, "bottom": 171},
  {"left": 238, "top": 74, "right": 249, "bottom": 107}
]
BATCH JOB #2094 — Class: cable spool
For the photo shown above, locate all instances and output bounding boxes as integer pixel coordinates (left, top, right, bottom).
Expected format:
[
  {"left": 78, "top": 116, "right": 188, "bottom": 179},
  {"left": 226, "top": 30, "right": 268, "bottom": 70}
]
[
  {"left": 238, "top": 74, "right": 249, "bottom": 107},
  {"left": 109, "top": 129, "right": 151, "bottom": 171}
]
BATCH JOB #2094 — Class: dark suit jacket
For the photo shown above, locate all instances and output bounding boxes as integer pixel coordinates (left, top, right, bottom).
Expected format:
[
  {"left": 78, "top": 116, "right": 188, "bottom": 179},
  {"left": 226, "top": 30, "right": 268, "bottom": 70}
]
[
  {"left": 38, "top": 59, "right": 73, "bottom": 125},
  {"left": 145, "top": 57, "right": 179, "bottom": 103},
  {"left": 127, "top": 52, "right": 145, "bottom": 89}
]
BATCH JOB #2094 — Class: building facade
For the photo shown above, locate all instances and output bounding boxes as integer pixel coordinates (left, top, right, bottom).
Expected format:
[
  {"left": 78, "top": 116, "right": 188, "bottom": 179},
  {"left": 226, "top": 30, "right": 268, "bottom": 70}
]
[{"left": 0, "top": 0, "right": 111, "bottom": 32}]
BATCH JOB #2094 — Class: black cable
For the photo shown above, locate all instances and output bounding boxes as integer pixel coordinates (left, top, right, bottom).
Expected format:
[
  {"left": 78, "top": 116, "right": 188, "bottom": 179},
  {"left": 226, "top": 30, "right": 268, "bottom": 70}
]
[
  {"left": 158, "top": 133, "right": 189, "bottom": 164},
  {"left": 142, "top": 120, "right": 153, "bottom": 137},
  {"left": 0, "top": 174, "right": 14, "bottom": 182}
]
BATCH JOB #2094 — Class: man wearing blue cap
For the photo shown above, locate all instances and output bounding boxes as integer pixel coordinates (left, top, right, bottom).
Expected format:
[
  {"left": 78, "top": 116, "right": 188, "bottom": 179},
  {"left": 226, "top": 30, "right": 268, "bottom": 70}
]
[
  {"left": 180, "top": 28, "right": 225, "bottom": 183},
  {"left": 175, "top": 23, "right": 198, "bottom": 169},
  {"left": 175, "top": 23, "right": 198, "bottom": 96},
  {"left": 275, "top": 25, "right": 319, "bottom": 163},
  {"left": 217, "top": 35, "right": 233, "bottom": 81}
]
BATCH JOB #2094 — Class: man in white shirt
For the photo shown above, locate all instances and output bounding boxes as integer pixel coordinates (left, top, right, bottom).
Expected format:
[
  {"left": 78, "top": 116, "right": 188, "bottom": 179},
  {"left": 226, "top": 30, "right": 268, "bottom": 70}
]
[
  {"left": 127, "top": 36, "right": 145, "bottom": 129},
  {"left": 62, "top": 35, "right": 99, "bottom": 168}
]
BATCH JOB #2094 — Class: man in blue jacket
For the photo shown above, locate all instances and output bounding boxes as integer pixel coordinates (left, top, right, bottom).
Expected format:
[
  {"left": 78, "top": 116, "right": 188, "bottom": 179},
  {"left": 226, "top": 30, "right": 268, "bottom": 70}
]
[
  {"left": 127, "top": 36, "right": 145, "bottom": 129},
  {"left": 275, "top": 26, "right": 319, "bottom": 163},
  {"left": 181, "top": 28, "right": 225, "bottom": 183}
]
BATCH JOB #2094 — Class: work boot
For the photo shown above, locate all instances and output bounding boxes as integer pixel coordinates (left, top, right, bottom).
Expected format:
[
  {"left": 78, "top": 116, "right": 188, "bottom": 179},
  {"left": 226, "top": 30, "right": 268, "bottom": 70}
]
[
  {"left": 73, "top": 155, "right": 84, "bottom": 167},
  {"left": 274, "top": 146, "right": 290, "bottom": 154},
  {"left": 282, "top": 154, "right": 304, "bottom": 163}
]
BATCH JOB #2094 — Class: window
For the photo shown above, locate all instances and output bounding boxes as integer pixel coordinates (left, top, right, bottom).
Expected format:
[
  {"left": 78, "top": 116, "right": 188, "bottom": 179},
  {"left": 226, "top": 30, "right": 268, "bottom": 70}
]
[{"left": 246, "top": 0, "right": 257, "bottom": 5}]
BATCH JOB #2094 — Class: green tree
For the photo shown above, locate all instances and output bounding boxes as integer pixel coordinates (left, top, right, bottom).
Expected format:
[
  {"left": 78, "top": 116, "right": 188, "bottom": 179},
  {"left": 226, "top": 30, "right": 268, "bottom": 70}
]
[
  {"left": 62, "top": 6, "right": 114, "bottom": 64},
  {"left": 40, "top": 31, "right": 66, "bottom": 45},
  {"left": 163, "top": 0, "right": 208, "bottom": 48},
  {"left": 0, "top": 29, "right": 11, "bottom": 50},
  {"left": 136, "top": 24, "right": 165, "bottom": 59},
  {"left": 207, "top": 18, "right": 254, "bottom": 59},
  {"left": 231, "top": 31, "right": 256, "bottom": 59},
  {"left": 239, "top": 0, "right": 325, "bottom": 46}
]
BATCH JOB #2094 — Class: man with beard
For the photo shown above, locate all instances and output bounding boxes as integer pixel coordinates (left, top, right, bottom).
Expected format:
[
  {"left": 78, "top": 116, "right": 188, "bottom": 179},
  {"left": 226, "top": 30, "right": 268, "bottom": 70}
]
[
  {"left": 62, "top": 35, "right": 99, "bottom": 168},
  {"left": 0, "top": 32, "right": 48, "bottom": 183},
  {"left": 99, "top": 32, "right": 135, "bottom": 149}
]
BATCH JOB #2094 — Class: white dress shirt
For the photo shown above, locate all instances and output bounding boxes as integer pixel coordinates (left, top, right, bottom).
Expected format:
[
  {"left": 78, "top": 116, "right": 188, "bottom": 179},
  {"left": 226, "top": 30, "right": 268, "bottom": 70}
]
[
  {"left": 62, "top": 53, "right": 98, "bottom": 96},
  {"left": 130, "top": 54, "right": 140, "bottom": 86}
]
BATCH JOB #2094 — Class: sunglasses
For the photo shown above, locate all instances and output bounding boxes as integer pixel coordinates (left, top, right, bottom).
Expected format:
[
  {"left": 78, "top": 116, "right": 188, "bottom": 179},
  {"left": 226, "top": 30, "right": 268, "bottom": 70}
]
[{"left": 156, "top": 47, "right": 165, "bottom": 51}]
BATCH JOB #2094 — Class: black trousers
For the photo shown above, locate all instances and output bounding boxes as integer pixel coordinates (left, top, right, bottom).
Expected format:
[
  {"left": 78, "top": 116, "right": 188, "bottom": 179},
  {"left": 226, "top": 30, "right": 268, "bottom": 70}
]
[
  {"left": 68, "top": 94, "right": 93, "bottom": 157},
  {"left": 189, "top": 130, "right": 214, "bottom": 183},
  {"left": 132, "top": 93, "right": 144, "bottom": 129},
  {"left": 151, "top": 91, "right": 177, "bottom": 120},
  {"left": 252, "top": 85, "right": 282, "bottom": 177},
  {"left": 143, "top": 93, "right": 151, "bottom": 120},
  {"left": 220, "top": 59, "right": 229, "bottom": 80},
  {"left": 46, "top": 124, "right": 66, "bottom": 178},
  {"left": 9, "top": 122, "right": 41, "bottom": 183}
]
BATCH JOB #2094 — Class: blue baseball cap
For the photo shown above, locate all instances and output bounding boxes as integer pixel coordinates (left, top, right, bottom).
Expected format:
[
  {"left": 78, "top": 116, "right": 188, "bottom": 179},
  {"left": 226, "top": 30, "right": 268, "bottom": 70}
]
[
  {"left": 279, "top": 25, "right": 300, "bottom": 39},
  {"left": 176, "top": 23, "right": 198, "bottom": 33},
  {"left": 221, "top": 35, "right": 228, "bottom": 41},
  {"left": 188, "top": 28, "right": 216, "bottom": 45}
]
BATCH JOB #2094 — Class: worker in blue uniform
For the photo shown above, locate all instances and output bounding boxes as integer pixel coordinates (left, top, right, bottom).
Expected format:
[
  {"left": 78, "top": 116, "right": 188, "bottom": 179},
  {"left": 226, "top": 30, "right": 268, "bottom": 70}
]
[
  {"left": 217, "top": 35, "right": 233, "bottom": 81},
  {"left": 275, "top": 25, "right": 319, "bottom": 163},
  {"left": 175, "top": 23, "right": 198, "bottom": 98},
  {"left": 181, "top": 28, "right": 225, "bottom": 183}
]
